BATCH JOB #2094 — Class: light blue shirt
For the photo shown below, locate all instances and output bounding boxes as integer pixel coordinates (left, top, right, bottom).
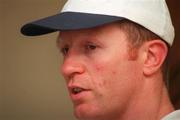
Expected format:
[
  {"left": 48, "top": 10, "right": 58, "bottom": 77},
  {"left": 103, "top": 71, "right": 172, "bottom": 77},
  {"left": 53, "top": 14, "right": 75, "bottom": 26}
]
[{"left": 162, "top": 110, "right": 180, "bottom": 120}]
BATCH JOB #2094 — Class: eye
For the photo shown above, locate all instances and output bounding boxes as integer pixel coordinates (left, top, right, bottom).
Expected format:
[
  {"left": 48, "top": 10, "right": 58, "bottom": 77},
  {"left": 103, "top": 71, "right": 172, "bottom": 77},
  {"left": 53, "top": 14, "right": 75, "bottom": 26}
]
[
  {"left": 61, "top": 46, "right": 69, "bottom": 55},
  {"left": 86, "top": 44, "right": 97, "bottom": 50}
]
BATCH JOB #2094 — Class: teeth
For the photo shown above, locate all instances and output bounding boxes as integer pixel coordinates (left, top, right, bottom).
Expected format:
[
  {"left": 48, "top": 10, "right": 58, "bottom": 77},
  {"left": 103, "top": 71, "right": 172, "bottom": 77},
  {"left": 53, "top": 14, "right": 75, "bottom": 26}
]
[{"left": 72, "top": 88, "right": 83, "bottom": 94}]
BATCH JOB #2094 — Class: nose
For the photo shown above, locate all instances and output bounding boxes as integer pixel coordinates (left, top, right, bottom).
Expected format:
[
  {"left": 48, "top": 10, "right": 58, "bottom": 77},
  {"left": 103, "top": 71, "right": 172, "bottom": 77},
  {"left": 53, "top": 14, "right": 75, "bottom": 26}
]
[{"left": 61, "top": 55, "right": 85, "bottom": 80}]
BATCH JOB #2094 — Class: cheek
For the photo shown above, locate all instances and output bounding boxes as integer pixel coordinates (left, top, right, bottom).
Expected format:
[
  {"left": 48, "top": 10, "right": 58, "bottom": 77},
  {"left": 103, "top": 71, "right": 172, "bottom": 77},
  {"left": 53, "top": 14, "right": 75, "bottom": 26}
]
[
  {"left": 93, "top": 60, "right": 142, "bottom": 94},
  {"left": 95, "top": 64, "right": 104, "bottom": 72},
  {"left": 94, "top": 64, "right": 107, "bottom": 88},
  {"left": 93, "top": 63, "right": 118, "bottom": 89},
  {"left": 96, "top": 64, "right": 117, "bottom": 75},
  {"left": 92, "top": 62, "right": 133, "bottom": 107}
]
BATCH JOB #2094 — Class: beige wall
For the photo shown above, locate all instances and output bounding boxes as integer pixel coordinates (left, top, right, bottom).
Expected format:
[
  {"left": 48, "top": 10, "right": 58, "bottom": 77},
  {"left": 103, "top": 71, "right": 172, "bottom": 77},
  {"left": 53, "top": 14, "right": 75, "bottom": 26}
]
[
  {"left": 0, "top": 0, "right": 77, "bottom": 120},
  {"left": 0, "top": 1, "right": 3, "bottom": 116}
]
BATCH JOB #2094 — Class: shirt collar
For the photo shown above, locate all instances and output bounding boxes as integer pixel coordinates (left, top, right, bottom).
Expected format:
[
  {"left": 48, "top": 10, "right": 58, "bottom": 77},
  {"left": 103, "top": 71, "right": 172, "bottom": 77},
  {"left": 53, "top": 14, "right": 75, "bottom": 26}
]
[{"left": 162, "top": 110, "right": 180, "bottom": 120}]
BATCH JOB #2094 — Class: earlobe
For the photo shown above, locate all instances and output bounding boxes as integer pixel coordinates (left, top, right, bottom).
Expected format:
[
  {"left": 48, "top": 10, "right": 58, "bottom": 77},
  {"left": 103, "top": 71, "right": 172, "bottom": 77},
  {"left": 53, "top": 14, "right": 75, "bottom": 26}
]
[{"left": 143, "top": 40, "right": 168, "bottom": 76}]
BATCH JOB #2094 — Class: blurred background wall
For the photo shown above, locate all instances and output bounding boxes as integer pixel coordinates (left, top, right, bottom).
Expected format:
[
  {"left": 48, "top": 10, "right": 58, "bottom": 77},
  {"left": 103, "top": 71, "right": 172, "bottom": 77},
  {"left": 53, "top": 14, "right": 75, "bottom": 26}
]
[
  {"left": 0, "top": 0, "right": 76, "bottom": 120},
  {"left": 0, "top": 0, "right": 179, "bottom": 120}
]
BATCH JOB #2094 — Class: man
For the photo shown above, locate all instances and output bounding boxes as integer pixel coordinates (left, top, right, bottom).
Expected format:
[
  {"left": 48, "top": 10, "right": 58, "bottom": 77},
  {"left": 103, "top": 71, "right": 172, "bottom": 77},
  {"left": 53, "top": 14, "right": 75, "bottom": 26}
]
[{"left": 21, "top": 0, "right": 180, "bottom": 120}]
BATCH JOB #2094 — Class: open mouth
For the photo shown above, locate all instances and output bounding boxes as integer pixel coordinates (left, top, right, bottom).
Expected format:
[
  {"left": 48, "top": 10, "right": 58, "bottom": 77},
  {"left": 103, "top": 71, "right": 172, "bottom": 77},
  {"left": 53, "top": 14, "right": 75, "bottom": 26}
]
[
  {"left": 69, "top": 86, "right": 91, "bottom": 101},
  {"left": 71, "top": 87, "right": 85, "bottom": 94}
]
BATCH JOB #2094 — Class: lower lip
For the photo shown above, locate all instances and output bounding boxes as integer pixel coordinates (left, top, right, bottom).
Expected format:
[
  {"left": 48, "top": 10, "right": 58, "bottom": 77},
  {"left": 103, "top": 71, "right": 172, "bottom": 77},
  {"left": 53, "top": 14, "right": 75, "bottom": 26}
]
[{"left": 70, "top": 90, "right": 91, "bottom": 101}]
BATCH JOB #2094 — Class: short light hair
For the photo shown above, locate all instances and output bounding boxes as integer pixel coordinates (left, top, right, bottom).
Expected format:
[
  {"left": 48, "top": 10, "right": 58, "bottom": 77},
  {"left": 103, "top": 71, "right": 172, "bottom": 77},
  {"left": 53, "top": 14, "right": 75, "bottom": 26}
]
[{"left": 118, "top": 20, "right": 170, "bottom": 85}]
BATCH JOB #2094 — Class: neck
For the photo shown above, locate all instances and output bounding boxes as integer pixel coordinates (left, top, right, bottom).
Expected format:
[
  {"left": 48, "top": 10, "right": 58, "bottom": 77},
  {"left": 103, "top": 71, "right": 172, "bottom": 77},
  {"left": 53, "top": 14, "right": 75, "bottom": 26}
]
[{"left": 118, "top": 71, "right": 174, "bottom": 120}]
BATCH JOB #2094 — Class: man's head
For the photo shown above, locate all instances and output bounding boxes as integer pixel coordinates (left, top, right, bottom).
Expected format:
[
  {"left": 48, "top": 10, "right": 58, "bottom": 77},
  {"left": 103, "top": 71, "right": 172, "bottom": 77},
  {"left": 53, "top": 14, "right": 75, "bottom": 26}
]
[
  {"left": 57, "top": 20, "right": 168, "bottom": 120},
  {"left": 21, "top": 0, "right": 175, "bottom": 119},
  {"left": 58, "top": 22, "right": 141, "bottom": 120}
]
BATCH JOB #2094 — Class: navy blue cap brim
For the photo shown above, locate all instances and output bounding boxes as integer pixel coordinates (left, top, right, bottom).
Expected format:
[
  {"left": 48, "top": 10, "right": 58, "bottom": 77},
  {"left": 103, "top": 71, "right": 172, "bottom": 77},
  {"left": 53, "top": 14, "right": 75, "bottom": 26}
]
[{"left": 21, "top": 12, "right": 124, "bottom": 36}]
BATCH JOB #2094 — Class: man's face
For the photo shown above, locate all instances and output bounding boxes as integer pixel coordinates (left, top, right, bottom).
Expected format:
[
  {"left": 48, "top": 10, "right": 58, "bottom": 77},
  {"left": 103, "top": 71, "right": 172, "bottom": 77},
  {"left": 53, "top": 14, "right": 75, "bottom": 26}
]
[{"left": 58, "top": 23, "right": 144, "bottom": 120}]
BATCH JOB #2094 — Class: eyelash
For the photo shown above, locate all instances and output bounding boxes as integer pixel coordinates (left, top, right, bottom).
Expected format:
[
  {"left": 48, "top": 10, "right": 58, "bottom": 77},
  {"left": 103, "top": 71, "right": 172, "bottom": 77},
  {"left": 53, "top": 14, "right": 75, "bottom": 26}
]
[{"left": 61, "top": 46, "right": 69, "bottom": 56}]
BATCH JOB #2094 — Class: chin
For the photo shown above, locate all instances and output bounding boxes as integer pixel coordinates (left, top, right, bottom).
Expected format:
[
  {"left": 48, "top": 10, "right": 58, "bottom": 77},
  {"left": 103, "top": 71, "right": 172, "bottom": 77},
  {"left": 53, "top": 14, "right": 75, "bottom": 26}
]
[{"left": 74, "top": 103, "right": 103, "bottom": 120}]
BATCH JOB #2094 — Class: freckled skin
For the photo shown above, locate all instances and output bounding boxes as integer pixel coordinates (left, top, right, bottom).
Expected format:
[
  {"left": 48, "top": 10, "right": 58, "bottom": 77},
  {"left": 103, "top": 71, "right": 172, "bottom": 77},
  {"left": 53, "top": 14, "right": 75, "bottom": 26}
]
[{"left": 59, "top": 23, "right": 144, "bottom": 120}]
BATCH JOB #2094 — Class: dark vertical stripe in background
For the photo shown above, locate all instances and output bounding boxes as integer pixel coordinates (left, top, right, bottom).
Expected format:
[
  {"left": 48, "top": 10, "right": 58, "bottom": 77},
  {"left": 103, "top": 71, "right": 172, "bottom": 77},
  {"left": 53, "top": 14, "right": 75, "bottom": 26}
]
[{"left": 167, "top": 0, "right": 180, "bottom": 110}]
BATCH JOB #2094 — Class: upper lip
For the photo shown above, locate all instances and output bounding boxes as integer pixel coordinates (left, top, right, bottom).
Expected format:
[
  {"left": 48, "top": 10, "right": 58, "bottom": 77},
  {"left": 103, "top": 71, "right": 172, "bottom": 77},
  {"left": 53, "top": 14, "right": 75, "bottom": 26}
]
[{"left": 68, "top": 85, "right": 87, "bottom": 91}]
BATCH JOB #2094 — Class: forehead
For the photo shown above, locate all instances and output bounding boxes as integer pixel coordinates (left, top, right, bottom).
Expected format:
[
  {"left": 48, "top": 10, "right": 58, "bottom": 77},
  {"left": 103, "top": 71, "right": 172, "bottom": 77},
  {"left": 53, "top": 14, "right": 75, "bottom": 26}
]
[{"left": 58, "top": 22, "right": 125, "bottom": 43}]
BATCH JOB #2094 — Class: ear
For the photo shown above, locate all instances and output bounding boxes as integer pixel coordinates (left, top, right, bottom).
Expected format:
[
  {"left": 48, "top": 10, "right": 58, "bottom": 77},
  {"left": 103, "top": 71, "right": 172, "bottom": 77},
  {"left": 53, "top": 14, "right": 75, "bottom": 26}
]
[{"left": 143, "top": 40, "right": 168, "bottom": 76}]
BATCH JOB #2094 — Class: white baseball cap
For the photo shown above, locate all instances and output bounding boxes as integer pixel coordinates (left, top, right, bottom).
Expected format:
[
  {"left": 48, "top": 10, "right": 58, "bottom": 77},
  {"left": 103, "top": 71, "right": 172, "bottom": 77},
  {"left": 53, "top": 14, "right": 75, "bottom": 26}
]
[{"left": 21, "top": 0, "right": 175, "bottom": 46}]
